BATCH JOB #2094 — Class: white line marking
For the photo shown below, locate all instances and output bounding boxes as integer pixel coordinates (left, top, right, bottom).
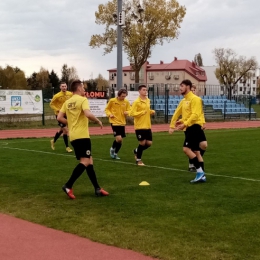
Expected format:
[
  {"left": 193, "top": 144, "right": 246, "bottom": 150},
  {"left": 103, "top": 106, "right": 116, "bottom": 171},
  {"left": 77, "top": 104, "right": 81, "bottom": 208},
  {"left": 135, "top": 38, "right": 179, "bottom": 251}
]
[{"left": 2, "top": 146, "right": 260, "bottom": 183}]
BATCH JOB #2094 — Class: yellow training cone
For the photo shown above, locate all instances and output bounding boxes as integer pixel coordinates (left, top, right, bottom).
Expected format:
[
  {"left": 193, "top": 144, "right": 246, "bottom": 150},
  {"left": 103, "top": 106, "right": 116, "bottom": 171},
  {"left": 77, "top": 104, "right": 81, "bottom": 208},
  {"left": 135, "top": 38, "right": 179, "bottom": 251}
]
[{"left": 139, "top": 181, "right": 150, "bottom": 186}]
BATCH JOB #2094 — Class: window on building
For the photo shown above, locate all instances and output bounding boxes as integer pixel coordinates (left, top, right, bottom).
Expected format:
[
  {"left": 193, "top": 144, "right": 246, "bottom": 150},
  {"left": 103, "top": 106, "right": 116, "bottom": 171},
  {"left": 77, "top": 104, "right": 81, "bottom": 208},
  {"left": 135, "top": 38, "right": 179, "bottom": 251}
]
[
  {"left": 253, "top": 87, "right": 256, "bottom": 91},
  {"left": 124, "top": 73, "right": 127, "bottom": 76},
  {"left": 239, "top": 87, "right": 242, "bottom": 91},
  {"left": 253, "top": 80, "right": 256, "bottom": 84}
]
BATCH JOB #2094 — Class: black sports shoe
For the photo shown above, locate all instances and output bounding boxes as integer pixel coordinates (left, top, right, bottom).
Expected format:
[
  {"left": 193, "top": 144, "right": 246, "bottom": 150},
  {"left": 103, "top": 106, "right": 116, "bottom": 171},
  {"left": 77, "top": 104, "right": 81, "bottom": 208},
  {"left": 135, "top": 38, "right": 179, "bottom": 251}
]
[
  {"left": 188, "top": 166, "right": 197, "bottom": 172},
  {"left": 95, "top": 188, "right": 109, "bottom": 196}
]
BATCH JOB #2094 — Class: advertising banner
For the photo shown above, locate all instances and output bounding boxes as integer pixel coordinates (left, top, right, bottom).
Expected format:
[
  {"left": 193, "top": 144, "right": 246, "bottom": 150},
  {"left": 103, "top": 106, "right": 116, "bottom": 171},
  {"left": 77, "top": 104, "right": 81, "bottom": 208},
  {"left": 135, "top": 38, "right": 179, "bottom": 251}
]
[
  {"left": 88, "top": 99, "right": 107, "bottom": 117},
  {"left": 0, "top": 89, "right": 43, "bottom": 114}
]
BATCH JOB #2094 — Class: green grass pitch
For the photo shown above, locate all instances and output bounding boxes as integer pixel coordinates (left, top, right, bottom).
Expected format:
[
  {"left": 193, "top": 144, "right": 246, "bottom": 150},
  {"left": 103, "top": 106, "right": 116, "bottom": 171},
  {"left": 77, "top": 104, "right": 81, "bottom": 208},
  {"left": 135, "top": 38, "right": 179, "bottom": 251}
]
[{"left": 0, "top": 128, "right": 260, "bottom": 260}]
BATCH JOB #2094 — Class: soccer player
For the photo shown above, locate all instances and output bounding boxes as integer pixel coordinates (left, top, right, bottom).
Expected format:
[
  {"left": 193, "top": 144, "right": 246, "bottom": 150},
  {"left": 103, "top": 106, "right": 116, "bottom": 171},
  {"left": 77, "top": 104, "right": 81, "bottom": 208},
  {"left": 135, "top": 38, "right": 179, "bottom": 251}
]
[
  {"left": 189, "top": 84, "right": 207, "bottom": 172},
  {"left": 50, "top": 82, "right": 73, "bottom": 153},
  {"left": 130, "top": 85, "right": 155, "bottom": 166},
  {"left": 57, "top": 79, "right": 109, "bottom": 199},
  {"left": 169, "top": 79, "right": 206, "bottom": 183},
  {"left": 105, "top": 88, "right": 131, "bottom": 160}
]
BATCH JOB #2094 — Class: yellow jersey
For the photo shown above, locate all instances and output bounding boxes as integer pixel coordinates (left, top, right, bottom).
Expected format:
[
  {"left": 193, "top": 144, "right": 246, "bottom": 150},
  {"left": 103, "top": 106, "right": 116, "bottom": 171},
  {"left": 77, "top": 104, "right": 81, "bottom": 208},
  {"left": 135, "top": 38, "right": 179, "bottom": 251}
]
[
  {"left": 50, "top": 91, "right": 73, "bottom": 115},
  {"left": 130, "top": 97, "right": 155, "bottom": 130},
  {"left": 105, "top": 97, "right": 131, "bottom": 126},
  {"left": 60, "top": 95, "right": 90, "bottom": 141},
  {"left": 170, "top": 92, "right": 204, "bottom": 130}
]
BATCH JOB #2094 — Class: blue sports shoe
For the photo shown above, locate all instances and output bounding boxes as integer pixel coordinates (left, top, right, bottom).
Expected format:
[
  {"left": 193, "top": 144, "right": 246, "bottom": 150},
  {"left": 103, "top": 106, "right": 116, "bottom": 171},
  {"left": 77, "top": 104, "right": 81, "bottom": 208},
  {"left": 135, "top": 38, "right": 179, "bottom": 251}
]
[
  {"left": 110, "top": 147, "right": 115, "bottom": 158},
  {"left": 190, "top": 172, "right": 205, "bottom": 183},
  {"left": 199, "top": 176, "right": 206, "bottom": 182}
]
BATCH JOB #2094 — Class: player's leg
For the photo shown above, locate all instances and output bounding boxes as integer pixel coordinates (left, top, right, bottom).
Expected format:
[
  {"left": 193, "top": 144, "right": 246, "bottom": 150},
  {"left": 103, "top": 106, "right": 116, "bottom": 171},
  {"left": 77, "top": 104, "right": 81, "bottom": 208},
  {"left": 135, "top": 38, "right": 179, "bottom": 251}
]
[
  {"left": 111, "top": 126, "right": 126, "bottom": 159},
  {"left": 62, "top": 126, "right": 73, "bottom": 153},
  {"left": 184, "top": 125, "right": 205, "bottom": 183},
  {"left": 50, "top": 126, "right": 63, "bottom": 150}
]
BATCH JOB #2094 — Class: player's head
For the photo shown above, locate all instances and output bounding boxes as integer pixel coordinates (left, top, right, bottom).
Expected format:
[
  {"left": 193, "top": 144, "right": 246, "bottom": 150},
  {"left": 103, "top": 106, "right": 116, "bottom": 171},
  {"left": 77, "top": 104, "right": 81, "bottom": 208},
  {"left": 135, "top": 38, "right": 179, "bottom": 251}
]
[
  {"left": 138, "top": 84, "right": 148, "bottom": 97},
  {"left": 70, "top": 79, "right": 85, "bottom": 96},
  {"left": 191, "top": 84, "right": 196, "bottom": 94},
  {"left": 179, "top": 80, "right": 192, "bottom": 95},
  {"left": 60, "top": 82, "right": 67, "bottom": 92},
  {"left": 117, "top": 88, "right": 128, "bottom": 101}
]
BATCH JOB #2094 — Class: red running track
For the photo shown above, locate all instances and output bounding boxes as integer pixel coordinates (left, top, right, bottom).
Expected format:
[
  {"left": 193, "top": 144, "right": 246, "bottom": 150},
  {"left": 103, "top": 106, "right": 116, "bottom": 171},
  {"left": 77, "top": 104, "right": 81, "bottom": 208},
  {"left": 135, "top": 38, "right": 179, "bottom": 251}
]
[
  {"left": 0, "top": 120, "right": 260, "bottom": 260},
  {"left": 1, "top": 121, "right": 260, "bottom": 139}
]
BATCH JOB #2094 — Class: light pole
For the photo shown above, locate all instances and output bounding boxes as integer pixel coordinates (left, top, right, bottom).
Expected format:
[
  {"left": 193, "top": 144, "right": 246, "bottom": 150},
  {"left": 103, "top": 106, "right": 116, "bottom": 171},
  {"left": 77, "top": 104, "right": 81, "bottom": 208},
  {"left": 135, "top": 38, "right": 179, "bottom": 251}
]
[{"left": 116, "top": 0, "right": 123, "bottom": 90}]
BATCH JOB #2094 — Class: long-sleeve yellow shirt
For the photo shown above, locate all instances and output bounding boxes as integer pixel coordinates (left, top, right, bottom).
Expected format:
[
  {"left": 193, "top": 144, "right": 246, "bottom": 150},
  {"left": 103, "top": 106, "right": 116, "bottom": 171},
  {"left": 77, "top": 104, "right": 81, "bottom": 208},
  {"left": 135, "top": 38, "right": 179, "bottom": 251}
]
[
  {"left": 50, "top": 91, "right": 73, "bottom": 115},
  {"left": 170, "top": 92, "right": 204, "bottom": 130},
  {"left": 130, "top": 97, "right": 155, "bottom": 130},
  {"left": 105, "top": 97, "right": 131, "bottom": 126}
]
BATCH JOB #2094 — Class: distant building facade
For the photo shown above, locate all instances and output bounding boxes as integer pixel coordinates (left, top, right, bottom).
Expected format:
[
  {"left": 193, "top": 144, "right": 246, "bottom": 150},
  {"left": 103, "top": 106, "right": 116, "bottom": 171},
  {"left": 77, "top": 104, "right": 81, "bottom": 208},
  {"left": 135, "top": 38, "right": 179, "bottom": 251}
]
[{"left": 108, "top": 57, "right": 207, "bottom": 90}]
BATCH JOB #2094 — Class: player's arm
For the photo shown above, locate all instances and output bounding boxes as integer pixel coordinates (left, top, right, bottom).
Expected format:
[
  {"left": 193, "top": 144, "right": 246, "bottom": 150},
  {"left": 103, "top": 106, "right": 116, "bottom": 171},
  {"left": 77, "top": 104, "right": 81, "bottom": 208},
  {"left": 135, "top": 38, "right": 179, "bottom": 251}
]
[
  {"left": 82, "top": 99, "right": 102, "bottom": 128},
  {"left": 124, "top": 101, "right": 131, "bottom": 116},
  {"left": 84, "top": 109, "right": 103, "bottom": 128},
  {"left": 169, "top": 100, "right": 183, "bottom": 130},
  {"left": 57, "top": 103, "right": 67, "bottom": 125},
  {"left": 130, "top": 101, "right": 146, "bottom": 117},
  {"left": 50, "top": 94, "right": 60, "bottom": 113},
  {"left": 105, "top": 99, "right": 114, "bottom": 117}
]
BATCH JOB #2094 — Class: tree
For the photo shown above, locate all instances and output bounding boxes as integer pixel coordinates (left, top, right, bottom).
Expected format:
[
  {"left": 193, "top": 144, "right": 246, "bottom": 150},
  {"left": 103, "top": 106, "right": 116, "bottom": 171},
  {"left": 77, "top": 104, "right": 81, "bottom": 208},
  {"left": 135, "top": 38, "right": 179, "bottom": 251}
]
[
  {"left": 61, "top": 64, "right": 79, "bottom": 88},
  {"left": 27, "top": 72, "right": 39, "bottom": 90},
  {"left": 36, "top": 67, "right": 50, "bottom": 89},
  {"left": 95, "top": 74, "right": 109, "bottom": 90},
  {"left": 0, "top": 65, "right": 28, "bottom": 89},
  {"left": 49, "top": 70, "right": 60, "bottom": 95},
  {"left": 89, "top": 0, "right": 186, "bottom": 83},
  {"left": 213, "top": 48, "right": 258, "bottom": 99},
  {"left": 194, "top": 53, "right": 203, "bottom": 66}
]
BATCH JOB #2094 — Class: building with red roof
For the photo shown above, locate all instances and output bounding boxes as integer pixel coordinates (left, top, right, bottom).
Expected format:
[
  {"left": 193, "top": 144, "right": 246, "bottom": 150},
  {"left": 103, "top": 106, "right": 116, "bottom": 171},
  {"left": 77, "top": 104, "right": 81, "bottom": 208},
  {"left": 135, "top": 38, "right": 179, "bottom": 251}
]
[{"left": 108, "top": 57, "right": 207, "bottom": 89}]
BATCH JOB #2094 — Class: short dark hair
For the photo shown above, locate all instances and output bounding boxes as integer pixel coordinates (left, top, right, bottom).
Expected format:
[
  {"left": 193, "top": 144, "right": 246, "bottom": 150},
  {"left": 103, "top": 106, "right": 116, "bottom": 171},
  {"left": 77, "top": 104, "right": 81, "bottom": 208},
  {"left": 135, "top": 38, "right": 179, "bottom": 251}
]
[
  {"left": 138, "top": 84, "right": 147, "bottom": 91},
  {"left": 180, "top": 80, "right": 192, "bottom": 88},
  {"left": 70, "top": 79, "right": 82, "bottom": 92},
  {"left": 60, "top": 82, "right": 67, "bottom": 86},
  {"left": 118, "top": 88, "right": 128, "bottom": 96}
]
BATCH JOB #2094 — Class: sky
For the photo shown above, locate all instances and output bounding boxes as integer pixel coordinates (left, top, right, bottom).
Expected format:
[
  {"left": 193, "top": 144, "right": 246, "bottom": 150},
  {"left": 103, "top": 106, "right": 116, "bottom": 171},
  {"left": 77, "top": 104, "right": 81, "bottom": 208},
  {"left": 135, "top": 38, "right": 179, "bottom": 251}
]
[{"left": 0, "top": 0, "right": 259, "bottom": 80}]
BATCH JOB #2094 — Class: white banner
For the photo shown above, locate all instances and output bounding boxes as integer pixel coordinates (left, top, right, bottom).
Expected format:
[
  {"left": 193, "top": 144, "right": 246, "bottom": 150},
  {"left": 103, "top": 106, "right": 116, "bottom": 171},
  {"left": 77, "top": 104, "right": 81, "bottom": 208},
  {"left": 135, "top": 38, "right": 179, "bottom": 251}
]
[
  {"left": 0, "top": 89, "right": 43, "bottom": 114},
  {"left": 88, "top": 99, "right": 107, "bottom": 117},
  {"left": 115, "top": 91, "right": 139, "bottom": 104}
]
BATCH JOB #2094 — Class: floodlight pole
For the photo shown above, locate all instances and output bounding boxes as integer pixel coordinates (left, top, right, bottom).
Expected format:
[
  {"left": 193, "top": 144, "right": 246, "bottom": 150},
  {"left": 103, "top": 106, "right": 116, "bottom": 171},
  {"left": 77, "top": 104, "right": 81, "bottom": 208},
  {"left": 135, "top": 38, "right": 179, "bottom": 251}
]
[{"left": 117, "top": 0, "right": 123, "bottom": 90}]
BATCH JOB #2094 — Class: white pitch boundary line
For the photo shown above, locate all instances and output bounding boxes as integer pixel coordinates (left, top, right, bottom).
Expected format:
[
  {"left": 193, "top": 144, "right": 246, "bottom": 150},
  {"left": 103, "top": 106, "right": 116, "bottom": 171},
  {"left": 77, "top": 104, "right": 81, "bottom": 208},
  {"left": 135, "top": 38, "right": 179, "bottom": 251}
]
[{"left": 1, "top": 146, "right": 260, "bottom": 183}]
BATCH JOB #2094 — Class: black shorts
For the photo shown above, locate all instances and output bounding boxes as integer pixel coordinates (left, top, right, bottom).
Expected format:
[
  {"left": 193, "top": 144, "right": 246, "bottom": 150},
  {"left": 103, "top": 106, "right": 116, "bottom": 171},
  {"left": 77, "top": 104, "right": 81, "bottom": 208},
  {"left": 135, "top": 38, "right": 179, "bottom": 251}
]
[
  {"left": 183, "top": 124, "right": 204, "bottom": 151},
  {"left": 111, "top": 124, "right": 126, "bottom": 138},
  {"left": 71, "top": 138, "right": 92, "bottom": 160},
  {"left": 55, "top": 115, "right": 66, "bottom": 128},
  {"left": 135, "top": 129, "right": 152, "bottom": 141}
]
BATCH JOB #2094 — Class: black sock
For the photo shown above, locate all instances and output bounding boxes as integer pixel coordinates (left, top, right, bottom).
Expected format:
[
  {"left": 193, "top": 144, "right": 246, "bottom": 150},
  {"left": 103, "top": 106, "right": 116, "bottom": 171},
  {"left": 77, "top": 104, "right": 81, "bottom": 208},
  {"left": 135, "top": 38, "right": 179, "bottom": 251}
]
[
  {"left": 86, "top": 165, "right": 100, "bottom": 189},
  {"left": 190, "top": 157, "right": 201, "bottom": 169},
  {"left": 200, "top": 161, "right": 204, "bottom": 171},
  {"left": 112, "top": 140, "right": 117, "bottom": 149},
  {"left": 114, "top": 142, "right": 122, "bottom": 154},
  {"left": 189, "top": 158, "right": 193, "bottom": 164},
  {"left": 54, "top": 131, "right": 62, "bottom": 143},
  {"left": 142, "top": 144, "right": 150, "bottom": 151},
  {"left": 63, "top": 134, "right": 69, "bottom": 147},
  {"left": 200, "top": 148, "right": 206, "bottom": 157},
  {"left": 137, "top": 145, "right": 145, "bottom": 160},
  {"left": 65, "top": 163, "right": 86, "bottom": 188}
]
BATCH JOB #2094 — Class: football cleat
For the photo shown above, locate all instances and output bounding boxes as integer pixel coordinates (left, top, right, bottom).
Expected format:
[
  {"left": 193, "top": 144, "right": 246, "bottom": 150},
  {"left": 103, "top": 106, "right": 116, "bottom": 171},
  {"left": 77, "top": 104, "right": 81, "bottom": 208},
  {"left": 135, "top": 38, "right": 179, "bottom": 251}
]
[
  {"left": 50, "top": 139, "right": 55, "bottom": 150},
  {"left": 95, "top": 188, "right": 109, "bottom": 196},
  {"left": 188, "top": 166, "right": 197, "bottom": 172},
  {"left": 66, "top": 147, "right": 73, "bottom": 153},
  {"left": 110, "top": 147, "right": 115, "bottom": 158},
  {"left": 136, "top": 160, "right": 145, "bottom": 166},
  {"left": 62, "top": 185, "right": 76, "bottom": 199},
  {"left": 190, "top": 172, "right": 205, "bottom": 183},
  {"left": 199, "top": 176, "right": 206, "bottom": 182},
  {"left": 113, "top": 154, "right": 120, "bottom": 160}
]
